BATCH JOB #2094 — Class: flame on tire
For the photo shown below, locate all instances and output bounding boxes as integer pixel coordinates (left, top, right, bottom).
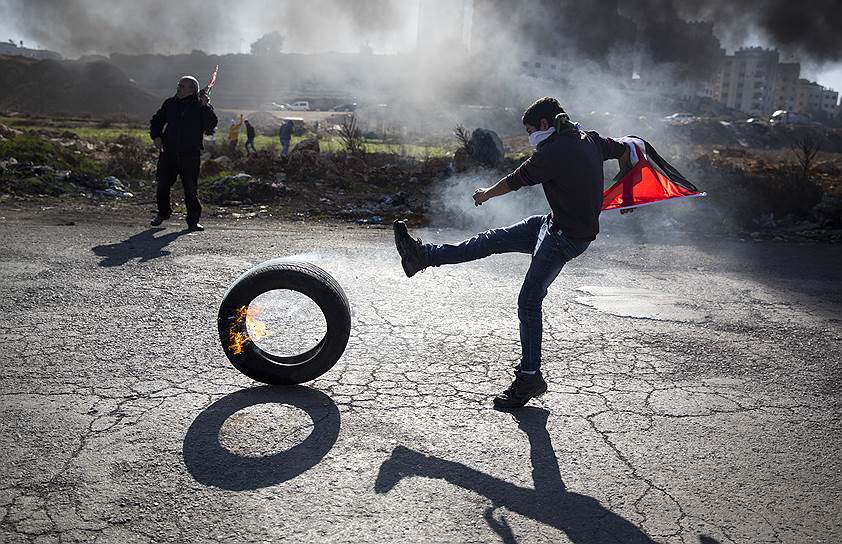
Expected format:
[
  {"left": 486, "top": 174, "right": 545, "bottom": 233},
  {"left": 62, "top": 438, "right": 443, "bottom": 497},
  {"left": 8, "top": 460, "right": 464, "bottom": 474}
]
[{"left": 228, "top": 305, "right": 271, "bottom": 355}]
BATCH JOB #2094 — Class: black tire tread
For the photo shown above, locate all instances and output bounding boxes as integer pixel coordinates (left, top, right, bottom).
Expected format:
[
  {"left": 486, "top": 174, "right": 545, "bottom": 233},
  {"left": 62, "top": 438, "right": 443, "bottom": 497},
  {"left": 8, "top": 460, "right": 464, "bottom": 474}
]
[{"left": 218, "top": 260, "right": 350, "bottom": 385}]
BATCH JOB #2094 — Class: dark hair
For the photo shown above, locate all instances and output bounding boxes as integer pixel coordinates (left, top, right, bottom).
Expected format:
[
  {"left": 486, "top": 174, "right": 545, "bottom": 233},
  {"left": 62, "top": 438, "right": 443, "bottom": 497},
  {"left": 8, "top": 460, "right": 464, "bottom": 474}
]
[{"left": 522, "top": 97, "right": 564, "bottom": 128}]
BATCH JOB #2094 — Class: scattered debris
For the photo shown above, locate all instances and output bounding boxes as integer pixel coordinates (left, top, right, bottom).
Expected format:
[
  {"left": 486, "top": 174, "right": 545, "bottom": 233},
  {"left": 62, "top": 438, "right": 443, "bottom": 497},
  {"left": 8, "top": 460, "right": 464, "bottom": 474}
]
[
  {"left": 0, "top": 124, "right": 23, "bottom": 140},
  {"left": 93, "top": 175, "right": 133, "bottom": 198},
  {"left": 291, "top": 138, "right": 320, "bottom": 154}
]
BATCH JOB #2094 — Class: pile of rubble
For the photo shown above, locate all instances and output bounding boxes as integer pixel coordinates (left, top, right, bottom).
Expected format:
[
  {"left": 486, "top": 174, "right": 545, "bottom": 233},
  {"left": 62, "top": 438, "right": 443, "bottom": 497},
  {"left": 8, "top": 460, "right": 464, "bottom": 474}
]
[
  {"left": 662, "top": 119, "right": 842, "bottom": 152},
  {"left": 0, "top": 157, "right": 133, "bottom": 198},
  {"left": 206, "top": 137, "right": 450, "bottom": 222},
  {"left": 689, "top": 150, "right": 842, "bottom": 241}
]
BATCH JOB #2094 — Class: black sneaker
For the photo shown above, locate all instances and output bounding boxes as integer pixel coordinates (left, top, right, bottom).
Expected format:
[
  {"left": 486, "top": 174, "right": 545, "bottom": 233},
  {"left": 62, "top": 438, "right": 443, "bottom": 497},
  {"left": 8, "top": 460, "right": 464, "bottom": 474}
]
[
  {"left": 493, "top": 370, "right": 548, "bottom": 409},
  {"left": 393, "top": 220, "right": 428, "bottom": 278},
  {"left": 150, "top": 215, "right": 168, "bottom": 226},
  {"left": 188, "top": 223, "right": 205, "bottom": 232}
]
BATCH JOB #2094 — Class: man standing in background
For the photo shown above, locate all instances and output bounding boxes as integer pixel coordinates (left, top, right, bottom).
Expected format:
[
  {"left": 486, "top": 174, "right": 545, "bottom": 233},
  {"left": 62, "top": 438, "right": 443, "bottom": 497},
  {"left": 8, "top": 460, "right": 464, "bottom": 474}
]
[
  {"left": 149, "top": 75, "right": 218, "bottom": 232},
  {"left": 244, "top": 119, "right": 257, "bottom": 155},
  {"left": 279, "top": 119, "right": 294, "bottom": 157},
  {"left": 228, "top": 114, "right": 244, "bottom": 156}
]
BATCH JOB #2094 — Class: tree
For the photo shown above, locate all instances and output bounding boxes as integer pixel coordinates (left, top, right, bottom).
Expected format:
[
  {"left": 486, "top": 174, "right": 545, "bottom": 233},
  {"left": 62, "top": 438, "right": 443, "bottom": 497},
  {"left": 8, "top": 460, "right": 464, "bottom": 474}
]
[{"left": 250, "top": 32, "right": 285, "bottom": 56}]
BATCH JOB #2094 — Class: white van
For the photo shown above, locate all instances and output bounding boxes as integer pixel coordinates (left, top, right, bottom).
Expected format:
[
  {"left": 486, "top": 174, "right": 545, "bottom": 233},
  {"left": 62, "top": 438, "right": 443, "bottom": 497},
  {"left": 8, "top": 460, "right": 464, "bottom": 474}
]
[
  {"left": 769, "top": 110, "right": 810, "bottom": 125},
  {"left": 286, "top": 101, "right": 310, "bottom": 111}
]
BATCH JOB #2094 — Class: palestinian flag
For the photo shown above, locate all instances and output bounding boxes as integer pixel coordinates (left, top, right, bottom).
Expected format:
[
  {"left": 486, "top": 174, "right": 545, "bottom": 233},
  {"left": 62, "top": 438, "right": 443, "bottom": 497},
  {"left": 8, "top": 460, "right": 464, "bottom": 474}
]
[
  {"left": 603, "top": 136, "right": 704, "bottom": 211},
  {"left": 204, "top": 64, "right": 219, "bottom": 96}
]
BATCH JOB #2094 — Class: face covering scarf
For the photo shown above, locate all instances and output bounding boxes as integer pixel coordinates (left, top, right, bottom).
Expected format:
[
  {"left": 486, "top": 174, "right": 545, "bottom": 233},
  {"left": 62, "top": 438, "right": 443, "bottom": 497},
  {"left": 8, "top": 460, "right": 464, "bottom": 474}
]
[{"left": 528, "top": 127, "right": 555, "bottom": 149}]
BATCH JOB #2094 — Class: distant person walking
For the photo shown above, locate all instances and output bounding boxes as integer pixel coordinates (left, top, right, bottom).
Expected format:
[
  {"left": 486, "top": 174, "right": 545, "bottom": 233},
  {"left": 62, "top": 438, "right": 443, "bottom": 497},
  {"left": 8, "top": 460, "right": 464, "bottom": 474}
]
[
  {"left": 149, "top": 75, "right": 218, "bottom": 232},
  {"left": 228, "top": 114, "right": 244, "bottom": 156},
  {"left": 279, "top": 119, "right": 294, "bottom": 157},
  {"left": 244, "top": 119, "right": 257, "bottom": 155}
]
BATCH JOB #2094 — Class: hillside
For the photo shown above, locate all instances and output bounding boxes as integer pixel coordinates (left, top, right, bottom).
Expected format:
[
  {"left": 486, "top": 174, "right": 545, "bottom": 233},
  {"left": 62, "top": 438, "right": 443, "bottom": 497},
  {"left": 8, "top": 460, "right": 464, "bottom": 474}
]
[{"left": 0, "top": 55, "right": 161, "bottom": 119}]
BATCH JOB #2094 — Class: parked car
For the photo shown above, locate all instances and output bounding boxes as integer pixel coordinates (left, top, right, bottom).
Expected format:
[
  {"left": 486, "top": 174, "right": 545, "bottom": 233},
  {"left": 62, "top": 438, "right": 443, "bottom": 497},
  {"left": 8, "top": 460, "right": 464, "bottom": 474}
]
[
  {"left": 331, "top": 103, "right": 357, "bottom": 112},
  {"left": 285, "top": 101, "right": 310, "bottom": 111},
  {"left": 663, "top": 112, "right": 696, "bottom": 124},
  {"left": 258, "top": 102, "right": 286, "bottom": 111},
  {"left": 769, "top": 110, "right": 811, "bottom": 125}
]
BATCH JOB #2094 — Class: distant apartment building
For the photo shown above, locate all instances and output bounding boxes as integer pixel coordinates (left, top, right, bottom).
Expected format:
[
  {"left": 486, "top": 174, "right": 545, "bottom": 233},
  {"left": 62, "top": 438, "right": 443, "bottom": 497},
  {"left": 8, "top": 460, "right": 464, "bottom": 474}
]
[
  {"left": 795, "top": 79, "right": 823, "bottom": 114},
  {"left": 788, "top": 79, "right": 839, "bottom": 117},
  {"left": 514, "top": 52, "right": 575, "bottom": 81},
  {"left": 715, "top": 47, "right": 784, "bottom": 116},
  {"left": 819, "top": 86, "right": 840, "bottom": 116},
  {"left": 713, "top": 47, "right": 839, "bottom": 118},
  {"left": 774, "top": 62, "right": 800, "bottom": 111},
  {"left": 0, "top": 41, "right": 61, "bottom": 60}
]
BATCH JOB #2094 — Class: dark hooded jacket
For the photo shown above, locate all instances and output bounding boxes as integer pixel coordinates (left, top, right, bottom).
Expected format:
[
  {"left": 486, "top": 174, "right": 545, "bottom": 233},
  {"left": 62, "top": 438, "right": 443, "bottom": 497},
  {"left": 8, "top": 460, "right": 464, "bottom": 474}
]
[
  {"left": 502, "top": 129, "right": 626, "bottom": 242},
  {"left": 150, "top": 93, "right": 218, "bottom": 156}
]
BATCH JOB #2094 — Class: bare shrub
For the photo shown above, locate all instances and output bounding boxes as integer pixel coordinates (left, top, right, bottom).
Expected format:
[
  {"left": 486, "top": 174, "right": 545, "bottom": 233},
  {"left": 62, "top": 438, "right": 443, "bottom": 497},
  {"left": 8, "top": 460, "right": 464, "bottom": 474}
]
[
  {"left": 453, "top": 124, "right": 471, "bottom": 153},
  {"left": 788, "top": 132, "right": 824, "bottom": 214},
  {"left": 339, "top": 115, "right": 365, "bottom": 156},
  {"left": 790, "top": 133, "right": 822, "bottom": 185}
]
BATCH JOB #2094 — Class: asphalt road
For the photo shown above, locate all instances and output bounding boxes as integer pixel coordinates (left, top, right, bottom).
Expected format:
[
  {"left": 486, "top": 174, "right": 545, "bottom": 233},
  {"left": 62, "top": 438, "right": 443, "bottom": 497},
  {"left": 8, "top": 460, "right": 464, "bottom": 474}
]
[{"left": 0, "top": 208, "right": 840, "bottom": 543}]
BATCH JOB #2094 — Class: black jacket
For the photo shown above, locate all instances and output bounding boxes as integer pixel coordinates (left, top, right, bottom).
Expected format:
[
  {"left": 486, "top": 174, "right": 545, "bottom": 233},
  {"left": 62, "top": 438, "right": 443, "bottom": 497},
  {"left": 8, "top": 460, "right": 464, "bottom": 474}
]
[
  {"left": 503, "top": 130, "right": 626, "bottom": 242},
  {"left": 150, "top": 94, "right": 218, "bottom": 156}
]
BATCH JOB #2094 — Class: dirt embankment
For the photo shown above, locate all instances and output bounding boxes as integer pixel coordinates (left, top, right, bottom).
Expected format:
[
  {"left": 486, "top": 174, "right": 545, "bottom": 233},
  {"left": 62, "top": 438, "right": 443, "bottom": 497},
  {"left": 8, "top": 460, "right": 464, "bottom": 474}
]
[{"left": 0, "top": 55, "right": 160, "bottom": 120}]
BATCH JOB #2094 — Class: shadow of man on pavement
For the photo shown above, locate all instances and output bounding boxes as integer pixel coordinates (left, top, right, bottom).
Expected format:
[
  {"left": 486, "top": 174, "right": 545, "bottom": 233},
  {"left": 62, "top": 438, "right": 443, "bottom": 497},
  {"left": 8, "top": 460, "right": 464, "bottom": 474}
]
[
  {"left": 375, "top": 407, "right": 657, "bottom": 543},
  {"left": 92, "top": 227, "right": 187, "bottom": 267}
]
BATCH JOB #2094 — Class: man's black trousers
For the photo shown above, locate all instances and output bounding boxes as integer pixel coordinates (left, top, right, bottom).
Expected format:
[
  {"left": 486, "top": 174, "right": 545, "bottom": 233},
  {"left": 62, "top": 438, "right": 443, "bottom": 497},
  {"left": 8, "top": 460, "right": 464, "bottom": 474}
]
[{"left": 156, "top": 152, "right": 201, "bottom": 226}]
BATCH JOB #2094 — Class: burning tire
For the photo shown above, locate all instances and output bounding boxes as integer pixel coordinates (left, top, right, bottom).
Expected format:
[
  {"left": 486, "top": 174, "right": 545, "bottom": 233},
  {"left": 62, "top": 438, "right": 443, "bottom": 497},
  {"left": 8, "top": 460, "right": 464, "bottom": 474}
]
[{"left": 218, "top": 260, "right": 351, "bottom": 385}]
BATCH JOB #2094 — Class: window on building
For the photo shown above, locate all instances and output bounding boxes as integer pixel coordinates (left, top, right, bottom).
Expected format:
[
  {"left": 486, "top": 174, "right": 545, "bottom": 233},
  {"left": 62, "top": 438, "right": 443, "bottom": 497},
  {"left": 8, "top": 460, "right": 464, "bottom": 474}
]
[{"left": 534, "top": 62, "right": 541, "bottom": 68}]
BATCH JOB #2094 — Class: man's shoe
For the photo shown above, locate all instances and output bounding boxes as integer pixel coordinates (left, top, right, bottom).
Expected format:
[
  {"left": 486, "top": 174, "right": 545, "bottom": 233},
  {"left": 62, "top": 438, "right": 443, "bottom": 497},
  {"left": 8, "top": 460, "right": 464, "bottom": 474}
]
[
  {"left": 393, "top": 220, "right": 428, "bottom": 278},
  {"left": 188, "top": 223, "right": 205, "bottom": 232},
  {"left": 493, "top": 370, "right": 548, "bottom": 409},
  {"left": 150, "top": 215, "right": 168, "bottom": 226}
]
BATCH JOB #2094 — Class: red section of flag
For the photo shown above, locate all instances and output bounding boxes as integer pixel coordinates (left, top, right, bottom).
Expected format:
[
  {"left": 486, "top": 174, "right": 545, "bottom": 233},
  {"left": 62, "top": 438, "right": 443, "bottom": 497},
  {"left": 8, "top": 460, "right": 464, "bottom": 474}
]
[
  {"left": 205, "top": 65, "right": 219, "bottom": 94},
  {"left": 602, "top": 143, "right": 701, "bottom": 211}
]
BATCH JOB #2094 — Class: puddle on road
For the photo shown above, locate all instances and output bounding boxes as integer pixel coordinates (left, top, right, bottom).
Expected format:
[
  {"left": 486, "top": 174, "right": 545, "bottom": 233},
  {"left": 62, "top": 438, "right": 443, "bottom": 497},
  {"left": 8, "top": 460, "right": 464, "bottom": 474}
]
[{"left": 574, "top": 285, "right": 706, "bottom": 322}]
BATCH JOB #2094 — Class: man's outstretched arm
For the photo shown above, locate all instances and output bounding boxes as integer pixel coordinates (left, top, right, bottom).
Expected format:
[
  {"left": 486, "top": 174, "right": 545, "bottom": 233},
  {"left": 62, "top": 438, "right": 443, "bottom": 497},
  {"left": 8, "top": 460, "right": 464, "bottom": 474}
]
[
  {"left": 473, "top": 176, "right": 512, "bottom": 206},
  {"left": 475, "top": 149, "right": 553, "bottom": 206}
]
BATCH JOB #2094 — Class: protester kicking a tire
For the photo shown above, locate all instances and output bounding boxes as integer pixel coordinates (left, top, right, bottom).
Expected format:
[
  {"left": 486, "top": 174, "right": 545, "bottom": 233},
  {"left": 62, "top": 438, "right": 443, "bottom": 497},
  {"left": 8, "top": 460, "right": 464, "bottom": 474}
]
[
  {"left": 394, "top": 96, "right": 631, "bottom": 410},
  {"left": 149, "top": 75, "right": 218, "bottom": 232}
]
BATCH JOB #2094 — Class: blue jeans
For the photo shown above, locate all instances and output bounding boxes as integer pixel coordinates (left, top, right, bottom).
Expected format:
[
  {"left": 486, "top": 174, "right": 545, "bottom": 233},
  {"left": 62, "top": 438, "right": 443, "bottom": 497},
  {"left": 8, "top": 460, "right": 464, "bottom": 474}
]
[
  {"left": 281, "top": 139, "right": 290, "bottom": 156},
  {"left": 425, "top": 215, "right": 590, "bottom": 372}
]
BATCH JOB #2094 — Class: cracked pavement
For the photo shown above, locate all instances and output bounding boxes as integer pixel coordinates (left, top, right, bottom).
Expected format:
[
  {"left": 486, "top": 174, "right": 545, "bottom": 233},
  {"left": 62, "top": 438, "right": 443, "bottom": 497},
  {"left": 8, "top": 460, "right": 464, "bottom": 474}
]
[{"left": 0, "top": 208, "right": 840, "bottom": 543}]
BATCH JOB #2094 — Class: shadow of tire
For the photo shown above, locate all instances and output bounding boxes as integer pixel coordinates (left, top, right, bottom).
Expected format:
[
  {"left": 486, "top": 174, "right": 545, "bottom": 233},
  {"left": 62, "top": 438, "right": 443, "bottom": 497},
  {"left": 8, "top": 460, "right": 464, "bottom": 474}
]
[{"left": 182, "top": 385, "right": 340, "bottom": 490}]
